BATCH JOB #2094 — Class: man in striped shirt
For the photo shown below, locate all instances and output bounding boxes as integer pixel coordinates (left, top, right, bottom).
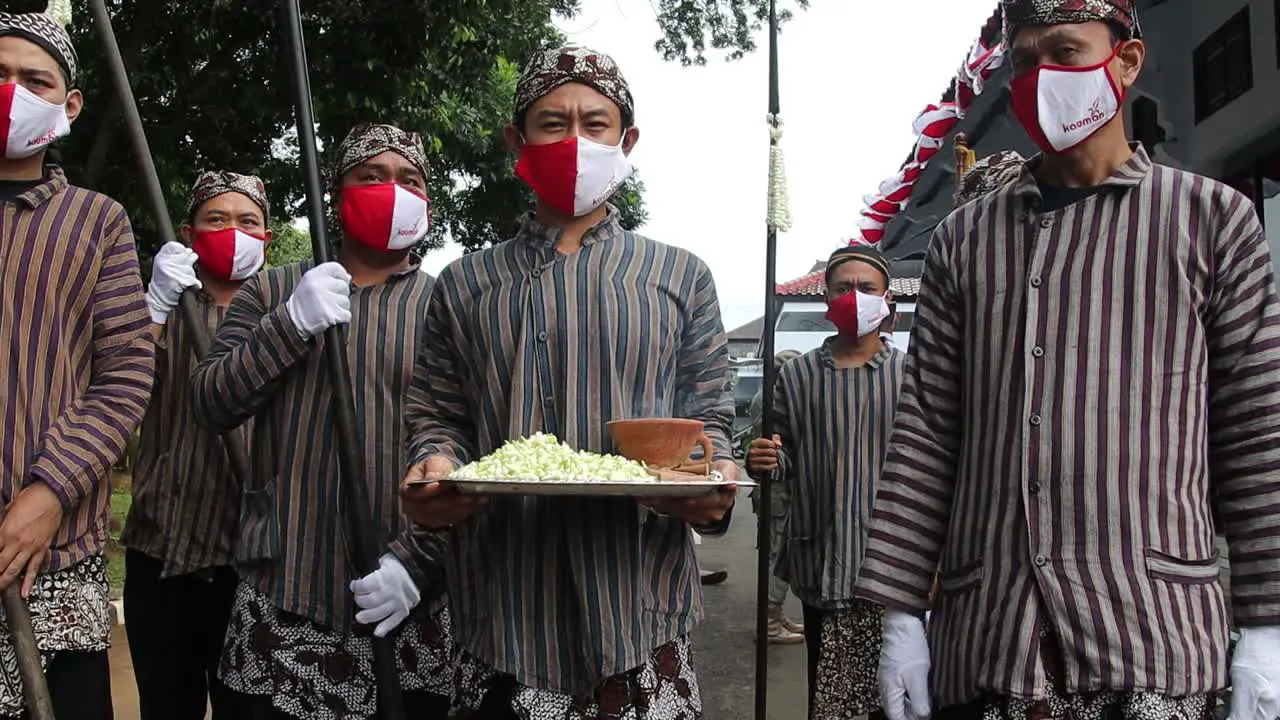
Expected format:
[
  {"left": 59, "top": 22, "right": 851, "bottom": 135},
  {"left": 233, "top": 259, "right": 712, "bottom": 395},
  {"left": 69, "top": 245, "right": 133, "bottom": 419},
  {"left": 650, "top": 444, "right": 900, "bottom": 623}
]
[
  {"left": 747, "top": 349, "right": 806, "bottom": 645},
  {"left": 0, "top": 6, "right": 155, "bottom": 719},
  {"left": 399, "top": 45, "right": 739, "bottom": 719},
  {"left": 857, "top": 3, "right": 1280, "bottom": 720},
  {"left": 122, "top": 171, "right": 272, "bottom": 719},
  {"left": 748, "top": 245, "right": 902, "bottom": 719},
  {"left": 189, "top": 124, "right": 452, "bottom": 719}
]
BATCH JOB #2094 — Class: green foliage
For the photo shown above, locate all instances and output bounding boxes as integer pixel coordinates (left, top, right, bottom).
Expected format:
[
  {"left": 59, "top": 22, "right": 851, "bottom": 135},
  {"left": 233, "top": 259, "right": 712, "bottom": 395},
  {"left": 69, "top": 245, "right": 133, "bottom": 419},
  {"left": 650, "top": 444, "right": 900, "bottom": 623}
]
[
  {"left": 265, "top": 219, "right": 313, "bottom": 268},
  {"left": 652, "top": 0, "right": 809, "bottom": 66},
  {"left": 56, "top": 0, "right": 781, "bottom": 257}
]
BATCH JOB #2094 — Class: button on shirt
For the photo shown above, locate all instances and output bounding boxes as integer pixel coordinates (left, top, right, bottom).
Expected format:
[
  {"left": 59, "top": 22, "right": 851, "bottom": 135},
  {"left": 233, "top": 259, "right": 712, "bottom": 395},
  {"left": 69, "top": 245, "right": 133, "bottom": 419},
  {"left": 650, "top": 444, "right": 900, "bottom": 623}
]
[{"left": 855, "top": 146, "right": 1280, "bottom": 708}]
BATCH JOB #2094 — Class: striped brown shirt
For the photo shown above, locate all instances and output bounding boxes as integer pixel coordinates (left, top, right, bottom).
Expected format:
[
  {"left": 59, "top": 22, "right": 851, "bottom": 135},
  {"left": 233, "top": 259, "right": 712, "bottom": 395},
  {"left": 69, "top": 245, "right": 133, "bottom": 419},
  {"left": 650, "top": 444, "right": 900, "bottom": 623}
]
[
  {"left": 773, "top": 339, "right": 904, "bottom": 609},
  {"left": 404, "top": 210, "right": 735, "bottom": 695},
  {"left": 189, "top": 261, "right": 441, "bottom": 629},
  {"left": 0, "top": 168, "right": 155, "bottom": 570},
  {"left": 854, "top": 146, "right": 1280, "bottom": 707},
  {"left": 123, "top": 293, "right": 250, "bottom": 577}
]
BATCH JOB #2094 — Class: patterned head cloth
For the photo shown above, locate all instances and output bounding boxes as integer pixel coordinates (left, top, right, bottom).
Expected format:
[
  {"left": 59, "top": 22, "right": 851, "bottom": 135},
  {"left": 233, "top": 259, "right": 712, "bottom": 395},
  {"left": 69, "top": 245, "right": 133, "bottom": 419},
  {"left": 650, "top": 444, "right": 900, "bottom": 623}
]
[
  {"left": 514, "top": 45, "right": 635, "bottom": 126},
  {"left": 827, "top": 244, "right": 892, "bottom": 287},
  {"left": 1002, "top": 0, "right": 1142, "bottom": 47},
  {"left": 955, "top": 149, "right": 1027, "bottom": 207},
  {"left": 0, "top": 1, "right": 78, "bottom": 85},
  {"left": 331, "top": 122, "right": 429, "bottom": 187},
  {"left": 186, "top": 171, "right": 270, "bottom": 224}
]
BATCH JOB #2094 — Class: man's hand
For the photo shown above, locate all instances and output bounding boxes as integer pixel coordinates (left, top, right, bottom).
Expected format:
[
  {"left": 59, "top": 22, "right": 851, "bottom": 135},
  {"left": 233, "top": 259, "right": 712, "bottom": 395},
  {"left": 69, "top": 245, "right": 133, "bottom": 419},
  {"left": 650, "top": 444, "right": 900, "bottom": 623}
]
[
  {"left": 144, "top": 241, "right": 201, "bottom": 325},
  {"left": 746, "top": 435, "right": 781, "bottom": 478},
  {"left": 286, "top": 262, "right": 352, "bottom": 338},
  {"left": 1229, "top": 626, "right": 1280, "bottom": 720},
  {"left": 399, "top": 456, "right": 488, "bottom": 530},
  {"left": 639, "top": 460, "right": 739, "bottom": 527},
  {"left": 0, "top": 484, "right": 64, "bottom": 597},
  {"left": 350, "top": 553, "right": 420, "bottom": 638}
]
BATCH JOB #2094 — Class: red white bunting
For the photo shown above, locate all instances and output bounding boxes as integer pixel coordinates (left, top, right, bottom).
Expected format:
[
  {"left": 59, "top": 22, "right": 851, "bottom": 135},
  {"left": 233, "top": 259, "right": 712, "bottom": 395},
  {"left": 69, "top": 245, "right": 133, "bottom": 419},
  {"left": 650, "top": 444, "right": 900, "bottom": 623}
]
[{"left": 849, "top": 32, "right": 1005, "bottom": 247}]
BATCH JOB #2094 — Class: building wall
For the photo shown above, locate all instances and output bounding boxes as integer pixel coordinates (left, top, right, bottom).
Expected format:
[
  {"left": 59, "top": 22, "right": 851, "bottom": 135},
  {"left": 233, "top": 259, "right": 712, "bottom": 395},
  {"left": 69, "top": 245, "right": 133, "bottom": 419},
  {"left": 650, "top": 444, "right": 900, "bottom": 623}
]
[{"left": 1131, "top": 0, "right": 1280, "bottom": 281}]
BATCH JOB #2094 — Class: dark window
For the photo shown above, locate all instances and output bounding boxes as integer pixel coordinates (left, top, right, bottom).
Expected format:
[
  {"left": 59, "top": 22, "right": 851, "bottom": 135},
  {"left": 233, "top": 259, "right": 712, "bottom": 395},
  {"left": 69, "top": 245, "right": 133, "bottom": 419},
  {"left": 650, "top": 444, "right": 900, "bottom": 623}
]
[
  {"left": 893, "top": 311, "right": 916, "bottom": 333},
  {"left": 733, "top": 376, "right": 761, "bottom": 417},
  {"left": 1193, "top": 8, "right": 1253, "bottom": 124},
  {"left": 775, "top": 311, "right": 834, "bottom": 333},
  {"left": 1276, "top": 0, "right": 1280, "bottom": 68}
]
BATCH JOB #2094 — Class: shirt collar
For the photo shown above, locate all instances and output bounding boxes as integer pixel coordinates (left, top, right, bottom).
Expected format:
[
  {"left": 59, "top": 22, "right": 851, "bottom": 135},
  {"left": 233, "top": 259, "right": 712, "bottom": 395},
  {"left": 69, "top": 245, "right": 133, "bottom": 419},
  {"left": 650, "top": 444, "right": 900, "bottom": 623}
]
[
  {"left": 517, "top": 204, "right": 625, "bottom": 251},
  {"left": 11, "top": 165, "right": 67, "bottom": 209},
  {"left": 1012, "top": 142, "right": 1152, "bottom": 200},
  {"left": 818, "top": 336, "right": 894, "bottom": 370}
]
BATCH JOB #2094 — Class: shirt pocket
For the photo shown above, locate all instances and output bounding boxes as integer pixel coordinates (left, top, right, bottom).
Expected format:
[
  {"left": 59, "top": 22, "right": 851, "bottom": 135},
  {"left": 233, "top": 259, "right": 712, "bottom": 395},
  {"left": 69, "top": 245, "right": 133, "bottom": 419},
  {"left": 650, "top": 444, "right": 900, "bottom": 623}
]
[
  {"left": 234, "top": 477, "right": 281, "bottom": 565},
  {"left": 1144, "top": 548, "right": 1221, "bottom": 585},
  {"left": 938, "top": 557, "right": 985, "bottom": 595}
]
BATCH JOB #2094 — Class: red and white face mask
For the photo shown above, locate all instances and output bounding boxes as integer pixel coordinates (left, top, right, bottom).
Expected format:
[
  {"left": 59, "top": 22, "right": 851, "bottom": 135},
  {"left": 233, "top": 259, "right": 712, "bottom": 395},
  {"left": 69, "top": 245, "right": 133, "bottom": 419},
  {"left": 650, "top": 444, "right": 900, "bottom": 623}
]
[
  {"left": 1010, "top": 47, "right": 1125, "bottom": 154},
  {"left": 338, "top": 182, "right": 430, "bottom": 252},
  {"left": 0, "top": 83, "right": 71, "bottom": 160},
  {"left": 191, "top": 228, "right": 266, "bottom": 281},
  {"left": 515, "top": 135, "right": 632, "bottom": 217}
]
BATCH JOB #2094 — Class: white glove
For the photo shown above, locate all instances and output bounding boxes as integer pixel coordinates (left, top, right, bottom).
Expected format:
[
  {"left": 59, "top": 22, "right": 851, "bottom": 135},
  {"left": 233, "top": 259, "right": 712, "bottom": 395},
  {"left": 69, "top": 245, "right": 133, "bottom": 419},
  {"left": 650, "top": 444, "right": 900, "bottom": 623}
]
[
  {"left": 285, "top": 262, "right": 352, "bottom": 337},
  {"left": 1229, "top": 627, "right": 1280, "bottom": 720},
  {"left": 350, "top": 553, "right": 420, "bottom": 638},
  {"left": 144, "top": 241, "right": 201, "bottom": 324},
  {"left": 879, "top": 610, "right": 932, "bottom": 720}
]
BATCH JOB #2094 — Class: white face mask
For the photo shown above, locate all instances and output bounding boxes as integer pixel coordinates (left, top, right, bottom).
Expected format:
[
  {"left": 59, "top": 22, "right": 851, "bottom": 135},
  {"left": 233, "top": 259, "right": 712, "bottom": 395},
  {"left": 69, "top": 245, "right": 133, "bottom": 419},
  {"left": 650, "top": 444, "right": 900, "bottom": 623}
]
[
  {"left": 0, "top": 83, "right": 71, "bottom": 160},
  {"left": 1009, "top": 46, "right": 1125, "bottom": 154},
  {"left": 855, "top": 291, "right": 892, "bottom": 338}
]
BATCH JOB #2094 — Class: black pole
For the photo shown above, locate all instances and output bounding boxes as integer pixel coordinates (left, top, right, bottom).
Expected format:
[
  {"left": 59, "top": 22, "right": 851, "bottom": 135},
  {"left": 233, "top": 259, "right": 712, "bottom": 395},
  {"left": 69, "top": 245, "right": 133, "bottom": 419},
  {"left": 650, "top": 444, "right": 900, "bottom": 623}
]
[
  {"left": 754, "top": 2, "right": 782, "bottom": 719},
  {"left": 276, "top": 2, "right": 406, "bottom": 718},
  {"left": 87, "top": 0, "right": 254, "bottom": 488}
]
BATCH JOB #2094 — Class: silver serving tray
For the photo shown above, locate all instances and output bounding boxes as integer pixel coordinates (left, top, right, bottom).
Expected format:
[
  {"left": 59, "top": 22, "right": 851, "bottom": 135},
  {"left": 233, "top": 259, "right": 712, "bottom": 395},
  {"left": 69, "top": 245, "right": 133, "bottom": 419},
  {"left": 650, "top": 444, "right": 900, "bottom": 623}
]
[{"left": 440, "top": 476, "right": 754, "bottom": 497}]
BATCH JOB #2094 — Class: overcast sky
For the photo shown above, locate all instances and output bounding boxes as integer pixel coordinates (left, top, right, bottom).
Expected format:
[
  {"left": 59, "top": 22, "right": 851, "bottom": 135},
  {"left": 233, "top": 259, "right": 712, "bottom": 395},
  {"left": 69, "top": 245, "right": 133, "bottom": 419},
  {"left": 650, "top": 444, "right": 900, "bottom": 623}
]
[{"left": 419, "top": 0, "right": 999, "bottom": 331}]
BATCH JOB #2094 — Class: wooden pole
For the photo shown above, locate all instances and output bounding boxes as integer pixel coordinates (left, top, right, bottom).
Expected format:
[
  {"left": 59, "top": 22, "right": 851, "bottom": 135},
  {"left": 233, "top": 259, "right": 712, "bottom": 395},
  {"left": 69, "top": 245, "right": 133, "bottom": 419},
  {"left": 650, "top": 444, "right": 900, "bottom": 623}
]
[
  {"left": 754, "top": 2, "right": 782, "bottom": 718},
  {"left": 276, "top": 1, "right": 406, "bottom": 717}
]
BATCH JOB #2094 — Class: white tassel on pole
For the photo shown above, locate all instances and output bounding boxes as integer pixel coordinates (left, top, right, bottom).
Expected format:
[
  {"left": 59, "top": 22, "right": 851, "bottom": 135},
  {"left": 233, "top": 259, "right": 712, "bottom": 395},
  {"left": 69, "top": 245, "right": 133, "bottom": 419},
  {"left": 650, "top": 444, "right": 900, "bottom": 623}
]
[
  {"left": 45, "top": 0, "right": 72, "bottom": 28},
  {"left": 766, "top": 113, "right": 792, "bottom": 232}
]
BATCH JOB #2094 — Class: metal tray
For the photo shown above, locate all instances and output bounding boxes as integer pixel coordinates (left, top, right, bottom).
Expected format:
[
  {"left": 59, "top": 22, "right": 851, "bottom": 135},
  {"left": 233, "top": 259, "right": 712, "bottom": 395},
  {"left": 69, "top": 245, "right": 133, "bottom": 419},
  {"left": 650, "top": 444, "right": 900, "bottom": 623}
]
[{"left": 439, "top": 477, "right": 754, "bottom": 497}]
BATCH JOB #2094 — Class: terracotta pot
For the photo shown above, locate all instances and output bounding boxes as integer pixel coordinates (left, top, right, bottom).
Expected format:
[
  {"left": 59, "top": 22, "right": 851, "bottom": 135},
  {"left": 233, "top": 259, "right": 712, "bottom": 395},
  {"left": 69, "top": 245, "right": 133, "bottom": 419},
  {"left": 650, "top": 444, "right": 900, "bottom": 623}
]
[{"left": 606, "top": 418, "right": 713, "bottom": 469}]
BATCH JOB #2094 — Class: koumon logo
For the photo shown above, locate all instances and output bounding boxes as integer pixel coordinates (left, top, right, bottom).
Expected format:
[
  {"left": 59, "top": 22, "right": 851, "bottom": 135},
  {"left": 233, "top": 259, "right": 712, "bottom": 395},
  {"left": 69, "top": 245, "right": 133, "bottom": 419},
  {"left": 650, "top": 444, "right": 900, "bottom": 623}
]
[
  {"left": 26, "top": 129, "right": 57, "bottom": 148},
  {"left": 1061, "top": 98, "right": 1106, "bottom": 135},
  {"left": 396, "top": 216, "right": 425, "bottom": 237}
]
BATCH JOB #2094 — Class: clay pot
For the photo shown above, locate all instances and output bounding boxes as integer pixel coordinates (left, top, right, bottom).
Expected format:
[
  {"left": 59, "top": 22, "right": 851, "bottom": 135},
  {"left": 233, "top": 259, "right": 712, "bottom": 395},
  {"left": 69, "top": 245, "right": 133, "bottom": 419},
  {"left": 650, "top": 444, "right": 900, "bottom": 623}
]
[{"left": 606, "top": 418, "right": 713, "bottom": 469}]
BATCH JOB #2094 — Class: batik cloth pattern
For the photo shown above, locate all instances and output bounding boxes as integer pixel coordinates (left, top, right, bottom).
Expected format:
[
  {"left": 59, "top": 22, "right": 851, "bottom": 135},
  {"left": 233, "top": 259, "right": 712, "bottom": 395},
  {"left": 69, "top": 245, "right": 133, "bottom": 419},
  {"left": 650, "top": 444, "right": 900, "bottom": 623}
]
[
  {"left": 1001, "top": 0, "right": 1142, "bottom": 46},
  {"left": 981, "top": 620, "right": 1210, "bottom": 720},
  {"left": 331, "top": 123, "right": 428, "bottom": 185},
  {"left": 452, "top": 636, "right": 702, "bottom": 720},
  {"left": 812, "top": 600, "right": 884, "bottom": 719},
  {"left": 219, "top": 581, "right": 454, "bottom": 720},
  {"left": 0, "top": 554, "right": 111, "bottom": 717},
  {"left": 955, "top": 150, "right": 1027, "bottom": 207},
  {"left": 514, "top": 45, "right": 635, "bottom": 125},
  {"left": 186, "top": 170, "right": 270, "bottom": 223},
  {"left": 0, "top": 10, "right": 77, "bottom": 83}
]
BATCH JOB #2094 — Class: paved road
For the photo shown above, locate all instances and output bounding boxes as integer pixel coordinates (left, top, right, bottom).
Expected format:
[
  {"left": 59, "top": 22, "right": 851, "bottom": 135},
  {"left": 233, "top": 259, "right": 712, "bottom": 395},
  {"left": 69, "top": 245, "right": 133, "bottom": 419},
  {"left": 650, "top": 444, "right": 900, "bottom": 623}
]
[
  {"left": 108, "top": 490, "right": 808, "bottom": 720},
  {"left": 694, "top": 491, "right": 809, "bottom": 720}
]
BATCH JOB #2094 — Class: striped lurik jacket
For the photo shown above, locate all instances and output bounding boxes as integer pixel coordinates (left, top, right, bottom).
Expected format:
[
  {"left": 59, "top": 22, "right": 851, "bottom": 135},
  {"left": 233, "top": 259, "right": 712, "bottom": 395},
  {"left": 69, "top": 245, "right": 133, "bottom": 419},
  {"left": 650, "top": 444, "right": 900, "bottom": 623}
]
[{"left": 855, "top": 146, "right": 1280, "bottom": 708}]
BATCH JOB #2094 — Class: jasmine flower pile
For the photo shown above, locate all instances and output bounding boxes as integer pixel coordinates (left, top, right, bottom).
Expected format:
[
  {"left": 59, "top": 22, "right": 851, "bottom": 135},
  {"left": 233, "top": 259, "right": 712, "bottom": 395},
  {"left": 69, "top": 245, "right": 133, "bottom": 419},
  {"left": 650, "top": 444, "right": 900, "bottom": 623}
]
[{"left": 449, "top": 433, "right": 652, "bottom": 482}]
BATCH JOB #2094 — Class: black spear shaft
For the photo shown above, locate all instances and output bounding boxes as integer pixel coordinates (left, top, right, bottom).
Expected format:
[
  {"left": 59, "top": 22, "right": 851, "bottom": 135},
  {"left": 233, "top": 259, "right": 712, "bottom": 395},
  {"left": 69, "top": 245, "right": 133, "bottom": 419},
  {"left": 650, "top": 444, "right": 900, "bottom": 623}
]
[
  {"left": 754, "top": 1, "right": 782, "bottom": 718},
  {"left": 86, "top": 0, "right": 254, "bottom": 488},
  {"left": 277, "top": 2, "right": 406, "bottom": 718}
]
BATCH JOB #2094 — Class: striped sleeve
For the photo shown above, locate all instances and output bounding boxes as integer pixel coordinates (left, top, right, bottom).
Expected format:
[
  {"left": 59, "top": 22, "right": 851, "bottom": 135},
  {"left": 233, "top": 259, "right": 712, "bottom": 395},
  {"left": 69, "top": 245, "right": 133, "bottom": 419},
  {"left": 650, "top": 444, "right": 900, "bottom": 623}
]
[
  {"left": 29, "top": 205, "right": 156, "bottom": 509},
  {"left": 189, "top": 272, "right": 311, "bottom": 433},
  {"left": 404, "top": 266, "right": 477, "bottom": 469},
  {"left": 855, "top": 220, "right": 963, "bottom": 612},
  {"left": 1204, "top": 196, "right": 1280, "bottom": 626},
  {"left": 387, "top": 525, "right": 448, "bottom": 602},
  {"left": 675, "top": 260, "right": 734, "bottom": 461}
]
